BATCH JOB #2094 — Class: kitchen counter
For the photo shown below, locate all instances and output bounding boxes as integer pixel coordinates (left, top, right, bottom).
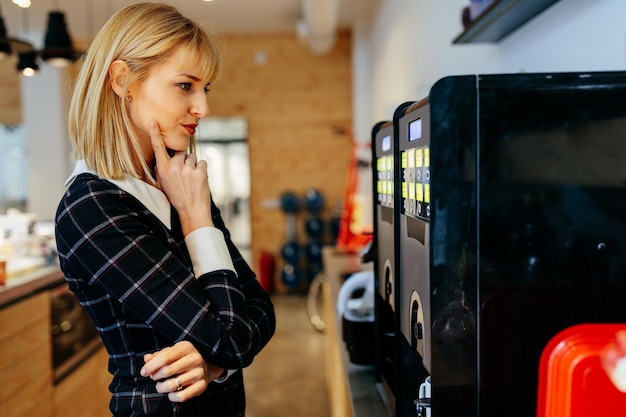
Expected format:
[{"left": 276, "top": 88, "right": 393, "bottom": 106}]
[
  {"left": 0, "top": 263, "right": 65, "bottom": 308},
  {"left": 322, "top": 246, "right": 391, "bottom": 417}
]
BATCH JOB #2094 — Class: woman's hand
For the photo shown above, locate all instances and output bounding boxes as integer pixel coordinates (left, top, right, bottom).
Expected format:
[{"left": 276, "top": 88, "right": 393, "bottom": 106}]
[
  {"left": 149, "top": 120, "right": 214, "bottom": 235},
  {"left": 140, "top": 340, "right": 225, "bottom": 402}
]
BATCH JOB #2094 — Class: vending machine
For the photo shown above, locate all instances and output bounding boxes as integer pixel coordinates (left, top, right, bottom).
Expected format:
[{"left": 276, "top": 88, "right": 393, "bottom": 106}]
[
  {"left": 372, "top": 120, "right": 397, "bottom": 413},
  {"left": 395, "top": 71, "right": 626, "bottom": 417},
  {"left": 373, "top": 100, "right": 427, "bottom": 416},
  {"left": 395, "top": 98, "right": 435, "bottom": 417}
]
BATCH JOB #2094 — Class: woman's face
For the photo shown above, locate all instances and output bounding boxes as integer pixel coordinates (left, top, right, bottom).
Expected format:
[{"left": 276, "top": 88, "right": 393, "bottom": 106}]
[{"left": 128, "top": 48, "right": 211, "bottom": 159}]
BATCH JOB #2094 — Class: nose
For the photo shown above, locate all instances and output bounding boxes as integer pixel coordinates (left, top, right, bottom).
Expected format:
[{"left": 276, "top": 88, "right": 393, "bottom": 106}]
[{"left": 191, "top": 93, "right": 209, "bottom": 118}]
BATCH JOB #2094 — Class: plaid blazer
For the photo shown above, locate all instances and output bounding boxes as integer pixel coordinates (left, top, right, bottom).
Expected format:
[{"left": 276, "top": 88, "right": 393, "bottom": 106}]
[{"left": 55, "top": 172, "right": 276, "bottom": 417}]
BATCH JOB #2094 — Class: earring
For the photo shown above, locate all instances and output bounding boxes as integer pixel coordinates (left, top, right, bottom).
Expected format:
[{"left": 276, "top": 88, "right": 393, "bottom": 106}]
[{"left": 125, "top": 95, "right": 131, "bottom": 102}]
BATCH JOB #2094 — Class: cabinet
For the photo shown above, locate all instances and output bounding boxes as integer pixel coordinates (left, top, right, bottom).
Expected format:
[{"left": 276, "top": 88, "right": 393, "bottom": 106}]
[
  {"left": 0, "top": 292, "right": 54, "bottom": 417},
  {"left": 0, "top": 280, "right": 111, "bottom": 417},
  {"left": 324, "top": 281, "right": 351, "bottom": 417},
  {"left": 453, "top": 0, "right": 561, "bottom": 43},
  {"left": 321, "top": 247, "right": 388, "bottom": 417},
  {"left": 54, "top": 346, "right": 110, "bottom": 417}
]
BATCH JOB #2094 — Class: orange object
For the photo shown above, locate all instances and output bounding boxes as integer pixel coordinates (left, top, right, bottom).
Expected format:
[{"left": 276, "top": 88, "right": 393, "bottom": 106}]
[
  {"left": 0, "top": 260, "right": 5, "bottom": 286},
  {"left": 336, "top": 128, "right": 373, "bottom": 252},
  {"left": 537, "top": 323, "right": 626, "bottom": 417}
]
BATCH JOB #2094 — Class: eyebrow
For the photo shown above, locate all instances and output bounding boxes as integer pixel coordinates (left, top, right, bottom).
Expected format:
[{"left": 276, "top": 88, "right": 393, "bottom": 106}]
[
  {"left": 177, "top": 73, "right": 211, "bottom": 88},
  {"left": 178, "top": 73, "right": 202, "bottom": 82}
]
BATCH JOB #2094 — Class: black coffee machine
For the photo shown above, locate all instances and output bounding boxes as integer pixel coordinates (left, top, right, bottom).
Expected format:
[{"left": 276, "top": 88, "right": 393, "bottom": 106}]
[
  {"left": 373, "top": 102, "right": 432, "bottom": 417},
  {"left": 372, "top": 119, "right": 398, "bottom": 413},
  {"left": 396, "top": 99, "right": 433, "bottom": 417},
  {"left": 386, "top": 71, "right": 626, "bottom": 417}
]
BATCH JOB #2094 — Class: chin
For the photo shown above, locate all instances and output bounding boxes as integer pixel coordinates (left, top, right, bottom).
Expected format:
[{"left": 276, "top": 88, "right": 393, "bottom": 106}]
[{"left": 164, "top": 138, "right": 190, "bottom": 152}]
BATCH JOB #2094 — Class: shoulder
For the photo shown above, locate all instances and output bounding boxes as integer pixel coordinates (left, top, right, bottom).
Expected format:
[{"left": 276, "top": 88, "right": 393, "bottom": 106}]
[
  {"left": 64, "top": 173, "right": 123, "bottom": 199},
  {"left": 61, "top": 173, "right": 149, "bottom": 209},
  {"left": 56, "top": 173, "right": 144, "bottom": 223}
]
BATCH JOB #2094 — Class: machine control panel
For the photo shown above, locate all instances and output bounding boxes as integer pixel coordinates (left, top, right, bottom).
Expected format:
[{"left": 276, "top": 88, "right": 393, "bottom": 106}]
[
  {"left": 376, "top": 134, "right": 394, "bottom": 208},
  {"left": 402, "top": 117, "right": 430, "bottom": 220}
]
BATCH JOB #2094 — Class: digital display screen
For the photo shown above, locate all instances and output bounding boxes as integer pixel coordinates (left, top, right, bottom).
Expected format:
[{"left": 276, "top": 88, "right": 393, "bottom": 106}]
[
  {"left": 381, "top": 135, "right": 391, "bottom": 151},
  {"left": 409, "top": 119, "right": 422, "bottom": 142}
]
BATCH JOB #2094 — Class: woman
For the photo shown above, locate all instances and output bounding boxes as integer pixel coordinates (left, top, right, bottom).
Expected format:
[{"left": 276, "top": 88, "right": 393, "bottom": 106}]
[{"left": 54, "top": 3, "right": 276, "bottom": 416}]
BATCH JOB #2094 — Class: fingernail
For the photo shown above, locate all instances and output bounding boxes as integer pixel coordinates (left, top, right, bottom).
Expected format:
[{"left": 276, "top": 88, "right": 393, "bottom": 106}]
[{"left": 140, "top": 367, "right": 148, "bottom": 377}]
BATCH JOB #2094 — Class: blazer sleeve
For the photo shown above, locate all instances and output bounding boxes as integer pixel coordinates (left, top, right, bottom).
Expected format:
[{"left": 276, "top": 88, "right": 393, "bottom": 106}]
[{"left": 210, "top": 199, "right": 276, "bottom": 362}]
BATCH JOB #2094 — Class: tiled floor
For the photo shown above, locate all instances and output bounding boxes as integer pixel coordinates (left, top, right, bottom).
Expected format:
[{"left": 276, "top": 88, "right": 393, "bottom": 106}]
[{"left": 244, "top": 294, "right": 331, "bottom": 417}]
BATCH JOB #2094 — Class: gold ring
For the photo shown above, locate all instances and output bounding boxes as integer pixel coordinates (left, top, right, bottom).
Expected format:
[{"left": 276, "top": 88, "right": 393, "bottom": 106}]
[
  {"left": 174, "top": 377, "right": 183, "bottom": 391},
  {"left": 184, "top": 154, "right": 197, "bottom": 166}
]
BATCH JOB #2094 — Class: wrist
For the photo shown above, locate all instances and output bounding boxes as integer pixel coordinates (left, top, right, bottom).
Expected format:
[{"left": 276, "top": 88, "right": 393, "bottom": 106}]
[
  {"left": 213, "top": 369, "right": 228, "bottom": 383},
  {"left": 180, "top": 218, "right": 214, "bottom": 237}
]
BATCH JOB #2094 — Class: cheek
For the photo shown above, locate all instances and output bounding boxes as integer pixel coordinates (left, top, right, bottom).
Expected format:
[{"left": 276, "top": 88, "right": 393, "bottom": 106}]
[
  {"left": 129, "top": 96, "right": 168, "bottom": 135},
  {"left": 128, "top": 98, "right": 150, "bottom": 131}
]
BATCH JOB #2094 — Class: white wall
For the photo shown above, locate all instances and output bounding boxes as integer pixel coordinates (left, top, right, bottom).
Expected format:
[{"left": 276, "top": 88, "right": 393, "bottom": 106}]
[
  {"left": 353, "top": 0, "right": 626, "bottom": 137},
  {"left": 21, "top": 65, "right": 71, "bottom": 221},
  {"left": 495, "top": 0, "right": 626, "bottom": 73}
]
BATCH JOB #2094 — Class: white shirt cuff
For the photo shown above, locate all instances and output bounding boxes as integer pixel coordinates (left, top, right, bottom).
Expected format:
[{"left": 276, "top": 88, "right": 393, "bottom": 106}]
[
  {"left": 184, "top": 227, "right": 236, "bottom": 277},
  {"left": 213, "top": 369, "right": 238, "bottom": 384}
]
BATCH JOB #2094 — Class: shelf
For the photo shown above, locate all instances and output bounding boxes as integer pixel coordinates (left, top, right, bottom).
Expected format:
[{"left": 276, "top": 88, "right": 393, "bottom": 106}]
[{"left": 453, "top": 0, "right": 561, "bottom": 44}]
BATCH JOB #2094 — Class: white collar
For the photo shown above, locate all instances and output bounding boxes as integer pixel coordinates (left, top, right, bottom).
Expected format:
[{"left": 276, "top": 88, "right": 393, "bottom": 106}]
[{"left": 64, "top": 159, "right": 172, "bottom": 229}]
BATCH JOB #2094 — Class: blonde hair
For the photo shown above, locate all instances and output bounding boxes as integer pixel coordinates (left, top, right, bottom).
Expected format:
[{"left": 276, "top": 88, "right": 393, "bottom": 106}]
[{"left": 68, "top": 2, "right": 223, "bottom": 183}]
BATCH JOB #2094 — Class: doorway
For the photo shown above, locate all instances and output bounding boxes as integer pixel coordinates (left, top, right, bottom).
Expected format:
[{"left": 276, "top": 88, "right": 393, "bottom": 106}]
[{"left": 195, "top": 117, "right": 251, "bottom": 265}]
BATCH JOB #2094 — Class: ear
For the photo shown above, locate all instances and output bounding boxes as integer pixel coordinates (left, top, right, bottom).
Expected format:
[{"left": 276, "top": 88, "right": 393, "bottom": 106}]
[{"left": 109, "top": 59, "right": 130, "bottom": 99}]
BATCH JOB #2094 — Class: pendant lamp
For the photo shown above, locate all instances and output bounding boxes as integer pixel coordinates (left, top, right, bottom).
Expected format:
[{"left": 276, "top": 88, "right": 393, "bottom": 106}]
[
  {"left": 40, "top": 10, "right": 75, "bottom": 67},
  {"left": 0, "top": 15, "right": 12, "bottom": 59},
  {"left": 0, "top": 2, "right": 34, "bottom": 60},
  {"left": 17, "top": 49, "right": 39, "bottom": 76}
]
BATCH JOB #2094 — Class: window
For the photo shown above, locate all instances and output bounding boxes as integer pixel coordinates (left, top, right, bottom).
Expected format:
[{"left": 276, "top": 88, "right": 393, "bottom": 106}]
[{"left": 0, "top": 124, "right": 28, "bottom": 214}]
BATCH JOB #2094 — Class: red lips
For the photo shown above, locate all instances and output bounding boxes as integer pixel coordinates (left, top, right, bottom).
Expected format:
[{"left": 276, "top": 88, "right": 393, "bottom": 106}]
[{"left": 183, "top": 124, "right": 197, "bottom": 136}]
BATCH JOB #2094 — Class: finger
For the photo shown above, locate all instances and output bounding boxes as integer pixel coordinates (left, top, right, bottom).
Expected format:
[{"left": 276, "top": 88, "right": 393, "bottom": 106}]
[
  {"left": 149, "top": 120, "right": 169, "bottom": 167},
  {"left": 184, "top": 153, "right": 198, "bottom": 166},
  {"left": 174, "top": 376, "right": 183, "bottom": 392},
  {"left": 159, "top": 376, "right": 183, "bottom": 393},
  {"left": 155, "top": 366, "right": 205, "bottom": 395},
  {"left": 153, "top": 165, "right": 162, "bottom": 190},
  {"left": 140, "top": 346, "right": 180, "bottom": 377},
  {"left": 141, "top": 343, "right": 202, "bottom": 380},
  {"left": 196, "top": 159, "right": 207, "bottom": 171},
  {"left": 168, "top": 382, "right": 207, "bottom": 403},
  {"left": 167, "top": 377, "right": 209, "bottom": 403}
]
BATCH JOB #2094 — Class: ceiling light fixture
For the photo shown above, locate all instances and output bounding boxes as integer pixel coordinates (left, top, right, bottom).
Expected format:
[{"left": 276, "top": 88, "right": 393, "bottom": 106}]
[
  {"left": 12, "top": 0, "right": 32, "bottom": 8},
  {"left": 0, "top": 15, "right": 12, "bottom": 60},
  {"left": 0, "top": 1, "right": 34, "bottom": 60},
  {"left": 17, "top": 50, "right": 39, "bottom": 76},
  {"left": 13, "top": 4, "right": 39, "bottom": 76},
  {"left": 41, "top": 10, "right": 76, "bottom": 67}
]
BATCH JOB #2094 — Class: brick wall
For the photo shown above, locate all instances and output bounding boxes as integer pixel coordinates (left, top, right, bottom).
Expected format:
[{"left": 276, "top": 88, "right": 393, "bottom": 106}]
[
  {"left": 210, "top": 31, "right": 354, "bottom": 292},
  {"left": 0, "top": 59, "right": 22, "bottom": 125}
]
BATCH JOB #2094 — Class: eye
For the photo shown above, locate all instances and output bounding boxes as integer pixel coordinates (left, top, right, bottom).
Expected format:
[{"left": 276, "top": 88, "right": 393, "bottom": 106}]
[
  {"left": 178, "top": 82, "right": 192, "bottom": 92},
  {"left": 204, "top": 86, "right": 211, "bottom": 94}
]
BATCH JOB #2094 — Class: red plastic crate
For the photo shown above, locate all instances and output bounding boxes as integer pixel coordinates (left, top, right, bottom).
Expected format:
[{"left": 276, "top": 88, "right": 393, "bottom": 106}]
[{"left": 537, "top": 323, "right": 626, "bottom": 417}]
